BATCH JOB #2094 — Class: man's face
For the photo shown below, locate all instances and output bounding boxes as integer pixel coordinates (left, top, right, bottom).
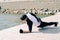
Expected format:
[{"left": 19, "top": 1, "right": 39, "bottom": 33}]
[
  {"left": 22, "top": 18, "right": 27, "bottom": 21},
  {"left": 20, "top": 15, "right": 27, "bottom": 21},
  {"left": 20, "top": 18, "right": 27, "bottom": 23}
]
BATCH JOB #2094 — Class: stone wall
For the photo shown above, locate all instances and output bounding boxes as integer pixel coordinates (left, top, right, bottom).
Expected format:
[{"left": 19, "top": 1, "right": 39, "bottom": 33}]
[{"left": 0, "top": 1, "right": 60, "bottom": 9}]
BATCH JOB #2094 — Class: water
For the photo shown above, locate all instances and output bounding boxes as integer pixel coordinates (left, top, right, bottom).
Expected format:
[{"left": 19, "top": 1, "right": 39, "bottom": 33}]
[
  {"left": 0, "top": 13, "right": 52, "bottom": 30},
  {"left": 0, "top": 13, "right": 23, "bottom": 30}
]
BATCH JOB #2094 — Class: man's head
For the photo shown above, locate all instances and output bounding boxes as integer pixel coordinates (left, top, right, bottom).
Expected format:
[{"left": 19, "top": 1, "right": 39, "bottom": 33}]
[{"left": 20, "top": 14, "right": 27, "bottom": 21}]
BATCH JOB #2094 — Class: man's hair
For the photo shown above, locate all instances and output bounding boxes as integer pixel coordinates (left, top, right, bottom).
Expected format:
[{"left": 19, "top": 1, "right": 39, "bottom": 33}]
[{"left": 20, "top": 14, "right": 27, "bottom": 20}]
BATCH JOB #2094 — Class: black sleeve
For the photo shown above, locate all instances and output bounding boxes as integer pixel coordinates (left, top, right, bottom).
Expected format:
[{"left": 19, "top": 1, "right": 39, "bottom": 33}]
[{"left": 27, "top": 18, "right": 33, "bottom": 32}]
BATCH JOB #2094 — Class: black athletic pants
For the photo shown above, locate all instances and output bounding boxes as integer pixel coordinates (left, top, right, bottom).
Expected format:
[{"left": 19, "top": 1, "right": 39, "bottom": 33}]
[
  {"left": 27, "top": 18, "right": 56, "bottom": 32},
  {"left": 27, "top": 18, "right": 33, "bottom": 32},
  {"left": 38, "top": 21, "right": 56, "bottom": 28}
]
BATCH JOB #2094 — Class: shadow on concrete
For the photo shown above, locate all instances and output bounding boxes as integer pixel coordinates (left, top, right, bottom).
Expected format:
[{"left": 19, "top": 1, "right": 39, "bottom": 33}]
[
  {"left": 19, "top": 27, "right": 60, "bottom": 34},
  {"left": 39, "top": 27, "right": 60, "bottom": 34}
]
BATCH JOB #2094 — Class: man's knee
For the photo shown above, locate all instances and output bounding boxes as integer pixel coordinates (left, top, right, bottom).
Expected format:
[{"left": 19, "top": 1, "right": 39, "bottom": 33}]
[{"left": 29, "top": 30, "right": 32, "bottom": 32}]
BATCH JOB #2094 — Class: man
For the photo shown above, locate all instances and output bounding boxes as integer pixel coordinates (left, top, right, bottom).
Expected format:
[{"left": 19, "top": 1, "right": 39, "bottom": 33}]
[{"left": 20, "top": 12, "right": 58, "bottom": 33}]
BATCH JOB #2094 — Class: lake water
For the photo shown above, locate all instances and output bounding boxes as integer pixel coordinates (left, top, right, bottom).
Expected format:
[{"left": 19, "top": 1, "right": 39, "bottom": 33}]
[
  {"left": 0, "top": 13, "right": 51, "bottom": 30},
  {"left": 0, "top": 13, "right": 23, "bottom": 30}
]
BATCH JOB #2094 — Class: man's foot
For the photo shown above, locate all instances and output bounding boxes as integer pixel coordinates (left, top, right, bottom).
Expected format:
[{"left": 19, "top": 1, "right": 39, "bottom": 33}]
[
  {"left": 54, "top": 22, "right": 58, "bottom": 27},
  {"left": 20, "top": 29, "right": 23, "bottom": 33},
  {"left": 20, "top": 29, "right": 31, "bottom": 33}
]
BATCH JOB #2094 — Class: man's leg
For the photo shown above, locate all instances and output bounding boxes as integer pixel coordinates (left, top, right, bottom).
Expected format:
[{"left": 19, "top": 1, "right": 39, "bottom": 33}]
[
  {"left": 38, "top": 22, "right": 58, "bottom": 28},
  {"left": 27, "top": 19, "right": 33, "bottom": 32},
  {"left": 47, "top": 22, "right": 58, "bottom": 27}
]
